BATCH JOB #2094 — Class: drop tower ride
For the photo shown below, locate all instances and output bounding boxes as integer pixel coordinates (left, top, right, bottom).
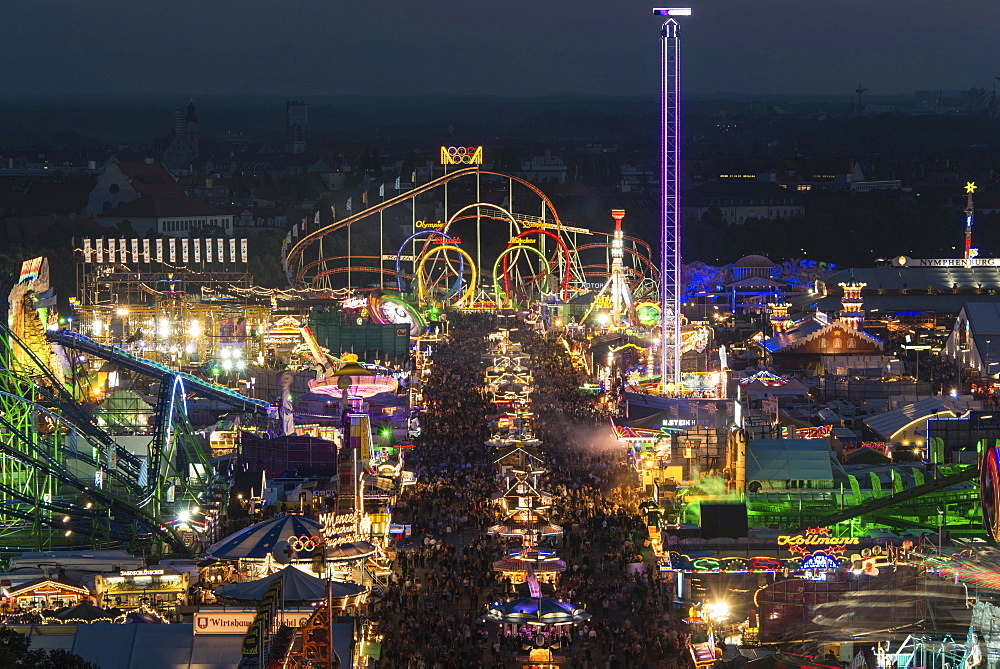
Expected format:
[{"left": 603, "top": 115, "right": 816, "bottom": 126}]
[{"left": 654, "top": 7, "right": 691, "bottom": 392}]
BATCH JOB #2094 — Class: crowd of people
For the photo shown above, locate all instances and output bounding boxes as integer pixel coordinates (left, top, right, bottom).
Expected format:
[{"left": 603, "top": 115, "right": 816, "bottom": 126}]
[{"left": 371, "top": 315, "right": 691, "bottom": 668}]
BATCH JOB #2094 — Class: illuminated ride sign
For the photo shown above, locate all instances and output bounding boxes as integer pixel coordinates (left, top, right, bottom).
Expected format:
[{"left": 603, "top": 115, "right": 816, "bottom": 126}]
[
  {"left": 777, "top": 527, "right": 859, "bottom": 556},
  {"left": 440, "top": 146, "right": 483, "bottom": 165},
  {"left": 800, "top": 551, "right": 840, "bottom": 571}
]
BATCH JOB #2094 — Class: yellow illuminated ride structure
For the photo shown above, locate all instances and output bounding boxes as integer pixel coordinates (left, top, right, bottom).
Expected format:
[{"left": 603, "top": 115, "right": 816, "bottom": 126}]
[{"left": 282, "top": 151, "right": 660, "bottom": 316}]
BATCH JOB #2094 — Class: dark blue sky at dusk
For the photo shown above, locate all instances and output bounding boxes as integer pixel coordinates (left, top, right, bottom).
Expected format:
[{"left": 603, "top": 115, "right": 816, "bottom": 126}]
[{"left": 5, "top": 0, "right": 998, "bottom": 98}]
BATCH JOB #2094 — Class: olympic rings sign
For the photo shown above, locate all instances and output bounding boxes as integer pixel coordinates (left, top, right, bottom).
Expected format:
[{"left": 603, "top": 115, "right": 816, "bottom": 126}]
[
  {"left": 288, "top": 535, "right": 324, "bottom": 552},
  {"left": 440, "top": 146, "right": 483, "bottom": 165}
]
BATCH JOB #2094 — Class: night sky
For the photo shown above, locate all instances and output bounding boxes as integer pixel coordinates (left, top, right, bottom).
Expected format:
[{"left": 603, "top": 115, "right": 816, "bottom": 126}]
[{"left": 5, "top": 0, "right": 998, "bottom": 98}]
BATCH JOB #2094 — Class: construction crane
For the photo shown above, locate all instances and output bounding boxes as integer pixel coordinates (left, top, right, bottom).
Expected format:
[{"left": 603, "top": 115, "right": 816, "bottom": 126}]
[{"left": 855, "top": 84, "right": 868, "bottom": 115}]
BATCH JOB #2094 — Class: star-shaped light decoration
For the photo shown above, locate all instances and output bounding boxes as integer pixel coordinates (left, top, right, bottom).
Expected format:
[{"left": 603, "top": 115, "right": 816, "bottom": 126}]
[{"left": 965, "top": 182, "right": 977, "bottom": 194}]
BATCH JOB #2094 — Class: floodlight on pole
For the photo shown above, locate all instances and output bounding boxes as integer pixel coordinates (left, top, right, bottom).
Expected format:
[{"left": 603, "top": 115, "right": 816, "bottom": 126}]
[{"left": 653, "top": 8, "right": 691, "bottom": 392}]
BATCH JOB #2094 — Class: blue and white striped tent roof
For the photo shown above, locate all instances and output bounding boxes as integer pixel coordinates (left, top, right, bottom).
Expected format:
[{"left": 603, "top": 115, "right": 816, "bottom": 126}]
[{"left": 205, "top": 515, "right": 323, "bottom": 560}]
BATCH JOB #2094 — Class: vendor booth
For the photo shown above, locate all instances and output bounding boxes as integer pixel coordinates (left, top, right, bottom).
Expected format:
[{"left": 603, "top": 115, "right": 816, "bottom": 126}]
[
  {"left": 94, "top": 567, "right": 188, "bottom": 614},
  {"left": 2, "top": 578, "right": 90, "bottom": 611}
]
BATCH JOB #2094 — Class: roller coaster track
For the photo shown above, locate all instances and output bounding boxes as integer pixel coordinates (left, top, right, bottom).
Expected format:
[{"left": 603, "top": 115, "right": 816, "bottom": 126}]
[
  {"left": 0, "top": 327, "right": 191, "bottom": 552},
  {"left": 0, "top": 403, "right": 186, "bottom": 550},
  {"left": 286, "top": 168, "right": 567, "bottom": 288},
  {"left": 47, "top": 330, "right": 270, "bottom": 510},
  {"left": 792, "top": 466, "right": 979, "bottom": 531},
  {"left": 47, "top": 330, "right": 270, "bottom": 414}
]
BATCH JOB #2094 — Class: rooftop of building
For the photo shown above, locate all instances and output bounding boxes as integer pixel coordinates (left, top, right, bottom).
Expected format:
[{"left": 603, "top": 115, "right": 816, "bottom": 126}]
[
  {"left": 113, "top": 161, "right": 183, "bottom": 195},
  {"left": 96, "top": 193, "right": 230, "bottom": 219},
  {"left": 734, "top": 254, "right": 777, "bottom": 269},
  {"left": 761, "top": 315, "right": 883, "bottom": 354}
]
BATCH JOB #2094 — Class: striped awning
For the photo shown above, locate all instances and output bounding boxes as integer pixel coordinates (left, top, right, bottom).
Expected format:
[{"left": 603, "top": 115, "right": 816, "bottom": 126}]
[
  {"left": 204, "top": 515, "right": 323, "bottom": 560},
  {"left": 326, "top": 542, "right": 377, "bottom": 562}
]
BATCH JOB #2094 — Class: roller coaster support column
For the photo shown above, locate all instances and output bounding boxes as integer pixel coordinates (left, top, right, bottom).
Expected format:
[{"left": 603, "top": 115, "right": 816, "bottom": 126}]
[{"left": 654, "top": 8, "right": 690, "bottom": 392}]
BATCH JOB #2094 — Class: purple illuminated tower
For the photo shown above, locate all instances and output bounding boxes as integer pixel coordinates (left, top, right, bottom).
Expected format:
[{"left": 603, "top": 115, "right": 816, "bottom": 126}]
[{"left": 654, "top": 7, "right": 690, "bottom": 391}]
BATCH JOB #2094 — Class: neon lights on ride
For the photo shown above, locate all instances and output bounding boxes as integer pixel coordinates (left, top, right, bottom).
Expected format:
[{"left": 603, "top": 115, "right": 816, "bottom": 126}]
[
  {"left": 287, "top": 167, "right": 565, "bottom": 289},
  {"left": 747, "top": 557, "right": 781, "bottom": 571},
  {"left": 800, "top": 551, "right": 840, "bottom": 571},
  {"left": 964, "top": 181, "right": 977, "bottom": 261},
  {"left": 395, "top": 230, "right": 456, "bottom": 294},
  {"left": 636, "top": 301, "right": 661, "bottom": 326},
  {"left": 655, "top": 7, "right": 689, "bottom": 391},
  {"left": 981, "top": 445, "right": 1000, "bottom": 542},
  {"left": 499, "top": 228, "right": 572, "bottom": 302},
  {"left": 415, "top": 244, "right": 478, "bottom": 308},
  {"left": 493, "top": 244, "right": 551, "bottom": 309}
]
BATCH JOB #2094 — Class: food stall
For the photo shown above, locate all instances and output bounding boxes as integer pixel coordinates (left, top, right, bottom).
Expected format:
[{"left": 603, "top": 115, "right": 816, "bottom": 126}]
[{"left": 2, "top": 578, "right": 90, "bottom": 611}]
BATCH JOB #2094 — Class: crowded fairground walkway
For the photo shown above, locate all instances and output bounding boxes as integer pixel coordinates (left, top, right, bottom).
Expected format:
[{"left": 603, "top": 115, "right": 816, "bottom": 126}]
[{"left": 373, "top": 314, "right": 680, "bottom": 668}]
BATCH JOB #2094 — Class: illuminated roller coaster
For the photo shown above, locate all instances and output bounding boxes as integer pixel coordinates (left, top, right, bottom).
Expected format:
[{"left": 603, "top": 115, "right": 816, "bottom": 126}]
[
  {"left": 0, "top": 322, "right": 270, "bottom": 554},
  {"left": 283, "top": 165, "right": 659, "bottom": 315}
]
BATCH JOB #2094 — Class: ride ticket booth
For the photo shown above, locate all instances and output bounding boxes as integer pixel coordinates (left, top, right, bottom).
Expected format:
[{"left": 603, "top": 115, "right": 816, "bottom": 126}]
[{"left": 95, "top": 567, "right": 189, "bottom": 614}]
